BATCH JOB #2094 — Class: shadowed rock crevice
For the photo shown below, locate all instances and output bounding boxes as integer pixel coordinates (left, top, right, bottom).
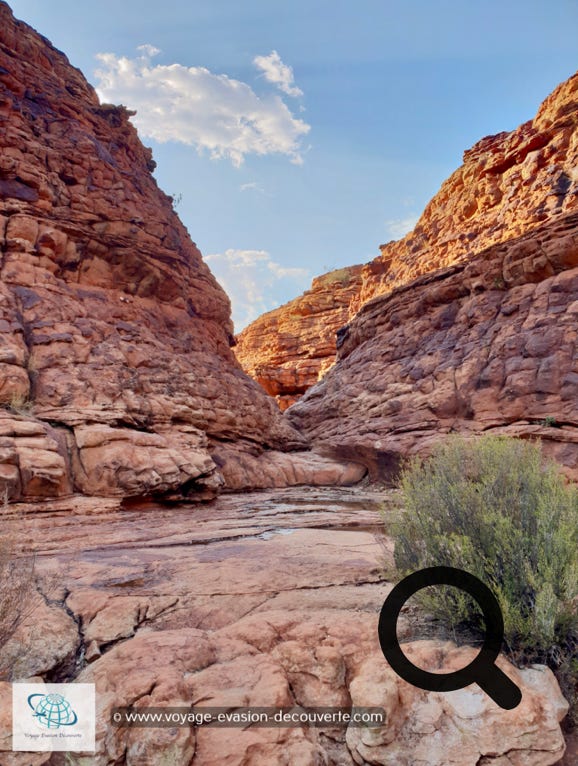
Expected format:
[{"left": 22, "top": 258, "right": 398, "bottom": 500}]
[{"left": 39, "top": 586, "right": 85, "bottom": 684}]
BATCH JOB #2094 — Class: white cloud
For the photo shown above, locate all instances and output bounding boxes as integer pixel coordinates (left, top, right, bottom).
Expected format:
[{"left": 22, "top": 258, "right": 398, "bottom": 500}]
[
  {"left": 204, "top": 249, "right": 309, "bottom": 331},
  {"left": 240, "top": 181, "right": 265, "bottom": 194},
  {"left": 136, "top": 43, "right": 161, "bottom": 57},
  {"left": 239, "top": 181, "right": 273, "bottom": 198},
  {"left": 94, "top": 47, "right": 310, "bottom": 167},
  {"left": 253, "top": 50, "right": 303, "bottom": 98},
  {"left": 384, "top": 215, "right": 419, "bottom": 240}
]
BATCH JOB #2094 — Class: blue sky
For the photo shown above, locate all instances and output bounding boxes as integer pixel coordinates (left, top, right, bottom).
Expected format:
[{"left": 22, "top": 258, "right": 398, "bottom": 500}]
[{"left": 8, "top": 0, "right": 578, "bottom": 330}]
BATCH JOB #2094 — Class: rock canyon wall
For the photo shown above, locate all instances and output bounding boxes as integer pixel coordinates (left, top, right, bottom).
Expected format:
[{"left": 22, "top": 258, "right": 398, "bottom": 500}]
[
  {"left": 0, "top": 1, "right": 363, "bottom": 502},
  {"left": 0, "top": 7, "right": 574, "bottom": 764},
  {"left": 288, "top": 211, "right": 578, "bottom": 480},
  {"left": 236, "top": 264, "right": 363, "bottom": 411},
  {"left": 237, "top": 72, "right": 578, "bottom": 479},
  {"left": 235, "top": 73, "right": 578, "bottom": 415}
]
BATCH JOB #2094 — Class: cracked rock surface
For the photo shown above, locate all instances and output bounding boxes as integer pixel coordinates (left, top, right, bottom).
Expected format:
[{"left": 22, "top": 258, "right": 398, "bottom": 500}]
[
  {"left": 288, "top": 212, "right": 578, "bottom": 482},
  {"left": 0, "top": 487, "right": 570, "bottom": 765}
]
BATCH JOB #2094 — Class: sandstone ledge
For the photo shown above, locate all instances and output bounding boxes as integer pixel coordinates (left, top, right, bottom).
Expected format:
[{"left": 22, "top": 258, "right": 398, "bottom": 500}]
[{"left": 0, "top": 487, "right": 570, "bottom": 765}]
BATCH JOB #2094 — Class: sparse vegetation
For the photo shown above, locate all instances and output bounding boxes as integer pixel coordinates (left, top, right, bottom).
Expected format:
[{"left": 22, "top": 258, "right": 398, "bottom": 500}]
[
  {"left": 315, "top": 267, "right": 352, "bottom": 287},
  {"left": 492, "top": 275, "right": 506, "bottom": 290},
  {"left": 0, "top": 494, "right": 37, "bottom": 680},
  {"left": 26, "top": 352, "right": 39, "bottom": 374},
  {"left": 171, "top": 192, "right": 183, "bottom": 208},
  {"left": 388, "top": 435, "right": 577, "bottom": 722},
  {"left": 541, "top": 415, "right": 561, "bottom": 428},
  {"left": 5, "top": 391, "right": 32, "bottom": 416}
]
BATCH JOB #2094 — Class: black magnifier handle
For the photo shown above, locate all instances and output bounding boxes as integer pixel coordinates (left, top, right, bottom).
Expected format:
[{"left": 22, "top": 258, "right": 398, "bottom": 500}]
[{"left": 476, "top": 664, "right": 522, "bottom": 710}]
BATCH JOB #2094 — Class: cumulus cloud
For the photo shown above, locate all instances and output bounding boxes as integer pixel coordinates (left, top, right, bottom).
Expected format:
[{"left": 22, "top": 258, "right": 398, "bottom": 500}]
[
  {"left": 384, "top": 215, "right": 419, "bottom": 240},
  {"left": 204, "top": 249, "right": 309, "bottom": 331},
  {"left": 253, "top": 50, "right": 303, "bottom": 97},
  {"left": 94, "top": 47, "right": 310, "bottom": 166}
]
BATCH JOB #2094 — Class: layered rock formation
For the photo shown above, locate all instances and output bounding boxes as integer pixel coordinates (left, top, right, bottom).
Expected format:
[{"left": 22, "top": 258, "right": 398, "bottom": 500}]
[
  {"left": 289, "top": 211, "right": 578, "bottom": 479},
  {"left": 236, "top": 265, "right": 363, "bottom": 410},
  {"left": 236, "top": 72, "right": 578, "bottom": 479},
  {"left": 0, "top": 1, "right": 363, "bottom": 502},
  {"left": 0, "top": 7, "right": 573, "bottom": 765},
  {"left": 235, "top": 73, "right": 578, "bottom": 407}
]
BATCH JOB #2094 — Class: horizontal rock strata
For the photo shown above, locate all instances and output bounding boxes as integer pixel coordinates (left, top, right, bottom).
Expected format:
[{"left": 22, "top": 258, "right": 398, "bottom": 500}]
[
  {"left": 236, "top": 265, "right": 363, "bottom": 410},
  {"left": 0, "top": 1, "right": 361, "bottom": 501},
  {"left": 288, "top": 212, "right": 578, "bottom": 480},
  {"left": 235, "top": 73, "right": 578, "bottom": 410}
]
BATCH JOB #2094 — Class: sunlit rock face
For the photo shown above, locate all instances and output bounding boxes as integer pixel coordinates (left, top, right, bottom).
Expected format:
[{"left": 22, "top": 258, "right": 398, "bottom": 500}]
[
  {"left": 355, "top": 72, "right": 578, "bottom": 308},
  {"left": 288, "top": 211, "right": 578, "bottom": 481},
  {"left": 235, "top": 265, "right": 364, "bottom": 411},
  {"left": 0, "top": 1, "right": 367, "bottom": 501},
  {"left": 236, "top": 73, "right": 578, "bottom": 411}
]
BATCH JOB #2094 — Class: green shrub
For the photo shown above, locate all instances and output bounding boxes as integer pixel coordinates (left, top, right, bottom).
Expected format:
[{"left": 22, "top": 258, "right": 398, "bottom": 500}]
[
  {"left": 541, "top": 415, "right": 560, "bottom": 428},
  {"left": 390, "top": 435, "right": 577, "bottom": 713}
]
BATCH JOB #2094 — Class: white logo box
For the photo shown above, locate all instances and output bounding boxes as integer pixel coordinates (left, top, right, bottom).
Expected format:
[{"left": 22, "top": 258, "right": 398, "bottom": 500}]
[{"left": 12, "top": 682, "right": 95, "bottom": 753}]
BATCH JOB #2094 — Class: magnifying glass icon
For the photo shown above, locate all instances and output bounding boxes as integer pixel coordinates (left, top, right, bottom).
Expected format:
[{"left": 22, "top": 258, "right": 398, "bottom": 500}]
[{"left": 378, "top": 566, "right": 522, "bottom": 710}]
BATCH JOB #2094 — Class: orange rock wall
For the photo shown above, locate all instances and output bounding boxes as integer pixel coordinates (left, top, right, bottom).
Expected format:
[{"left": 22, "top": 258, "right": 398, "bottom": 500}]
[
  {"left": 288, "top": 212, "right": 578, "bottom": 480},
  {"left": 357, "top": 72, "right": 578, "bottom": 307},
  {"left": 0, "top": 2, "right": 368, "bottom": 501},
  {"left": 235, "top": 265, "right": 363, "bottom": 410},
  {"left": 236, "top": 73, "right": 578, "bottom": 405}
]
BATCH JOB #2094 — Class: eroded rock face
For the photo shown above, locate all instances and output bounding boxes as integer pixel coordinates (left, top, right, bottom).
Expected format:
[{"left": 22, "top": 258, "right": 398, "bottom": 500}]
[
  {"left": 235, "top": 265, "right": 363, "bottom": 411},
  {"left": 347, "top": 644, "right": 568, "bottom": 766},
  {"left": 235, "top": 72, "right": 578, "bottom": 409},
  {"left": 0, "top": 2, "right": 363, "bottom": 501},
  {"left": 288, "top": 212, "right": 578, "bottom": 480},
  {"left": 72, "top": 630, "right": 568, "bottom": 766},
  {"left": 355, "top": 72, "right": 578, "bottom": 308}
]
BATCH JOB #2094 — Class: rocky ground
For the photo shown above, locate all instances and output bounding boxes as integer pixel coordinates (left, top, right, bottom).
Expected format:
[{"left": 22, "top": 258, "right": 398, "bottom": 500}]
[{"left": 0, "top": 487, "right": 572, "bottom": 765}]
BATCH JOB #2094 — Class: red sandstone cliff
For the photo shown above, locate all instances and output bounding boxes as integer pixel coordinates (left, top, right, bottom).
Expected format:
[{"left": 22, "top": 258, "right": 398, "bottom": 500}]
[
  {"left": 0, "top": 1, "right": 364, "bottom": 501},
  {"left": 236, "top": 264, "right": 363, "bottom": 410},
  {"left": 235, "top": 73, "right": 578, "bottom": 405},
  {"left": 288, "top": 211, "right": 578, "bottom": 480}
]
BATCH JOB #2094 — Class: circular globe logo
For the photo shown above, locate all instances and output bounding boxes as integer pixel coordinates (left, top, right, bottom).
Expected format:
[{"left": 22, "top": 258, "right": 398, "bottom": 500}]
[{"left": 28, "top": 693, "right": 78, "bottom": 730}]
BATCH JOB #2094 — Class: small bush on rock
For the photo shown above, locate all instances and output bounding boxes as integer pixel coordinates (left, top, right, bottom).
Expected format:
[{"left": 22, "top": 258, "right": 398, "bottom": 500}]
[{"left": 390, "top": 435, "right": 577, "bottom": 718}]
